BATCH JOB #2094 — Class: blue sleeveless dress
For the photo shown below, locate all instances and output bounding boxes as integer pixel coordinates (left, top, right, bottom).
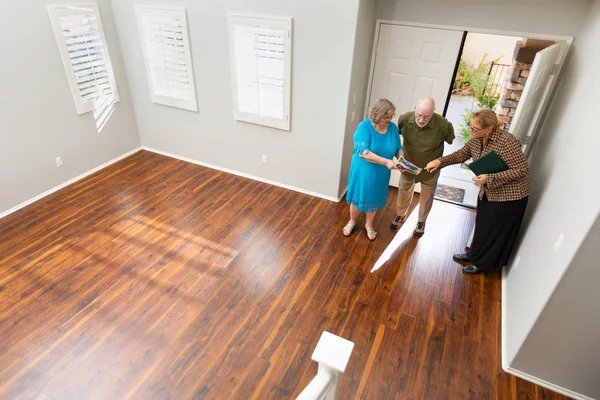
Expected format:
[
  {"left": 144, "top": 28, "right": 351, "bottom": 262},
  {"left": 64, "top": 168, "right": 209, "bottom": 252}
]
[{"left": 346, "top": 119, "right": 401, "bottom": 213}]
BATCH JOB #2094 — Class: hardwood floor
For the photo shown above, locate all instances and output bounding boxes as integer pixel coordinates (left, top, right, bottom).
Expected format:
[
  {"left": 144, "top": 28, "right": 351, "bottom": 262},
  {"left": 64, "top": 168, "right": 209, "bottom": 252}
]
[{"left": 0, "top": 150, "right": 568, "bottom": 400}]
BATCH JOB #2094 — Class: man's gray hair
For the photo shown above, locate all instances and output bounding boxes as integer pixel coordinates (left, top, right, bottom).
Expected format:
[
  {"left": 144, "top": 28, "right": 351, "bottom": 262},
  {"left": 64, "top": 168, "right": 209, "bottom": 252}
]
[{"left": 369, "top": 98, "right": 395, "bottom": 123}]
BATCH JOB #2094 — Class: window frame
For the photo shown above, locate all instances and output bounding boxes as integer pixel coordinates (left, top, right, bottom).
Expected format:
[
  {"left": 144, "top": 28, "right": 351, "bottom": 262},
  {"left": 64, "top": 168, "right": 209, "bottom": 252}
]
[
  {"left": 228, "top": 14, "right": 293, "bottom": 131},
  {"left": 135, "top": 5, "right": 198, "bottom": 112},
  {"left": 47, "top": 2, "right": 120, "bottom": 115}
]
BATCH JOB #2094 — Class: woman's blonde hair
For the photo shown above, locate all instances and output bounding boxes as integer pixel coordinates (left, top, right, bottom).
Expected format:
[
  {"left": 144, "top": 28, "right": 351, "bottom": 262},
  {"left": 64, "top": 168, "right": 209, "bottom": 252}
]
[
  {"left": 369, "top": 98, "right": 395, "bottom": 123},
  {"left": 471, "top": 109, "right": 501, "bottom": 129}
]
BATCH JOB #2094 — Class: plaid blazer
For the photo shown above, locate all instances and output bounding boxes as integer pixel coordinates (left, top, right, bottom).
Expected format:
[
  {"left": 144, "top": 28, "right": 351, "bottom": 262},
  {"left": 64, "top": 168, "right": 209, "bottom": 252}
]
[{"left": 439, "top": 127, "right": 530, "bottom": 202}]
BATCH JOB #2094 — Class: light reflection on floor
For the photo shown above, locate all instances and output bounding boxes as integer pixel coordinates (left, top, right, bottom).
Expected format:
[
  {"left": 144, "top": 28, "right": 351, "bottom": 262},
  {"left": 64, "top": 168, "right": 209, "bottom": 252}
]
[{"left": 371, "top": 210, "right": 419, "bottom": 273}]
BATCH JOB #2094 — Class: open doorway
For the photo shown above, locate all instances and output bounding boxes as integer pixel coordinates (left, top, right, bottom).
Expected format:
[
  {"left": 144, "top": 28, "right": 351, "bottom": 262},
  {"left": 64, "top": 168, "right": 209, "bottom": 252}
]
[
  {"left": 439, "top": 33, "right": 522, "bottom": 208},
  {"left": 439, "top": 34, "right": 559, "bottom": 208},
  {"left": 366, "top": 22, "right": 569, "bottom": 209}
]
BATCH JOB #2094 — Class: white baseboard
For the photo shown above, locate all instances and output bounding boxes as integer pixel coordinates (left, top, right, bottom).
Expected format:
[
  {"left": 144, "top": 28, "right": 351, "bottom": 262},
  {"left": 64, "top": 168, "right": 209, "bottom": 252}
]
[
  {"left": 337, "top": 186, "right": 348, "bottom": 202},
  {"left": 501, "top": 269, "right": 594, "bottom": 400},
  {"left": 141, "top": 146, "right": 342, "bottom": 203},
  {"left": 0, "top": 146, "right": 343, "bottom": 222},
  {"left": 0, "top": 147, "right": 142, "bottom": 221}
]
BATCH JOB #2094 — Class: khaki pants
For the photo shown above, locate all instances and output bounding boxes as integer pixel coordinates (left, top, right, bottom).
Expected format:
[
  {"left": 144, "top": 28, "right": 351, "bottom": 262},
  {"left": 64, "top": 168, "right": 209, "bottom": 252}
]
[{"left": 396, "top": 171, "right": 440, "bottom": 223}]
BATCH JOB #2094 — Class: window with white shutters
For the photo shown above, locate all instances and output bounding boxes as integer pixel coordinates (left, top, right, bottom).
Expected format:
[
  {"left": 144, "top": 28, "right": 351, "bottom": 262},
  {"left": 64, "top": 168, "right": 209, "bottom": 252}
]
[
  {"left": 228, "top": 15, "right": 292, "bottom": 131},
  {"left": 136, "top": 6, "right": 197, "bottom": 112},
  {"left": 47, "top": 3, "right": 119, "bottom": 117}
]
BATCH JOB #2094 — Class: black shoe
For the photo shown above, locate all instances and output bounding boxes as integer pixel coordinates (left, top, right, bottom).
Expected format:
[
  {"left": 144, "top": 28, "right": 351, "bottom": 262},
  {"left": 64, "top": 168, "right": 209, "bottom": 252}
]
[
  {"left": 453, "top": 253, "right": 471, "bottom": 262},
  {"left": 390, "top": 214, "right": 406, "bottom": 229},
  {"left": 413, "top": 221, "right": 425, "bottom": 237},
  {"left": 462, "top": 265, "right": 484, "bottom": 274}
]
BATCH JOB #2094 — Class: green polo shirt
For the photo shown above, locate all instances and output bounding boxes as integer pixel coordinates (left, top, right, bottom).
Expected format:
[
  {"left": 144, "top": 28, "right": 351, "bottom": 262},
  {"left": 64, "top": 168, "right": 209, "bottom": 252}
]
[{"left": 398, "top": 112, "right": 455, "bottom": 182}]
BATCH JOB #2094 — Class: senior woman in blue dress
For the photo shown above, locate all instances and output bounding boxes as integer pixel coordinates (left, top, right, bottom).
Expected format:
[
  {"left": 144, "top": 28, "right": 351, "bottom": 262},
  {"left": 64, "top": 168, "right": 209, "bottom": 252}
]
[{"left": 344, "top": 98, "right": 402, "bottom": 240}]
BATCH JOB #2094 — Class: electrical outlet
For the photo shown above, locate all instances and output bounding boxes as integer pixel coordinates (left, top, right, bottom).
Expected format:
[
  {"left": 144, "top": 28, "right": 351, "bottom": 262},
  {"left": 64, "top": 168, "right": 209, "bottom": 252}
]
[
  {"left": 55, "top": 157, "right": 63, "bottom": 167},
  {"left": 261, "top": 155, "right": 268, "bottom": 164},
  {"left": 351, "top": 110, "right": 356, "bottom": 122},
  {"left": 554, "top": 234, "right": 563, "bottom": 252},
  {"left": 352, "top": 93, "right": 357, "bottom": 105}
]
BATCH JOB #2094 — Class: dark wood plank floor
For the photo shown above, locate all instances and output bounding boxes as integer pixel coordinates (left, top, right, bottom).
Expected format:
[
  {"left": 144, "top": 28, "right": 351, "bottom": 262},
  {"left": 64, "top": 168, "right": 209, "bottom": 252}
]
[{"left": 0, "top": 150, "right": 568, "bottom": 400}]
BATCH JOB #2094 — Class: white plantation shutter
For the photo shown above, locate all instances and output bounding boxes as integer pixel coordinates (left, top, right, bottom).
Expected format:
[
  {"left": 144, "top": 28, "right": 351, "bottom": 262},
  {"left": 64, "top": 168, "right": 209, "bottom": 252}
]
[
  {"left": 47, "top": 4, "right": 119, "bottom": 115},
  {"left": 228, "top": 15, "right": 292, "bottom": 131},
  {"left": 136, "top": 6, "right": 197, "bottom": 112}
]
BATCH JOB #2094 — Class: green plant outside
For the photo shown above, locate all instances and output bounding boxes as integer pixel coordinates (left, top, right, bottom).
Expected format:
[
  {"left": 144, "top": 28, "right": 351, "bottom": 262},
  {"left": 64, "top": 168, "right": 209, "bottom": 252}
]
[
  {"left": 453, "top": 53, "right": 501, "bottom": 96},
  {"left": 454, "top": 53, "right": 502, "bottom": 142}
]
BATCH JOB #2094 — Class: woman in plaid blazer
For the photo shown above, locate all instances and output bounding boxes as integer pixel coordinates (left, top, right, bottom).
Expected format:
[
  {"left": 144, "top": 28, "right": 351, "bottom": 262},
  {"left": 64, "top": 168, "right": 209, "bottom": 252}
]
[{"left": 425, "top": 110, "right": 529, "bottom": 275}]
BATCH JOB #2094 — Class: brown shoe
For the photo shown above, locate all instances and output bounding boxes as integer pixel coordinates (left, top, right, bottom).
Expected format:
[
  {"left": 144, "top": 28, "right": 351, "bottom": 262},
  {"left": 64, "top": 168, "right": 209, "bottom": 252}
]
[
  {"left": 413, "top": 221, "right": 426, "bottom": 237},
  {"left": 390, "top": 214, "right": 406, "bottom": 229}
]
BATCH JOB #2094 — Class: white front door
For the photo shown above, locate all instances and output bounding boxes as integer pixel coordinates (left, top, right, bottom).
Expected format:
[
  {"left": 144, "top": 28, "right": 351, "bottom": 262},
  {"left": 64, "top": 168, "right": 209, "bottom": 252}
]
[
  {"left": 366, "top": 24, "right": 465, "bottom": 188},
  {"left": 510, "top": 42, "right": 566, "bottom": 157}
]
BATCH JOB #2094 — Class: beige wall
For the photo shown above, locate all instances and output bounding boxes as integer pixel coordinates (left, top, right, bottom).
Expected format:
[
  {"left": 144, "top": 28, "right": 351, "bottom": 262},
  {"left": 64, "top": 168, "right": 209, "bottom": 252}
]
[
  {"left": 0, "top": 0, "right": 141, "bottom": 216},
  {"left": 461, "top": 33, "right": 521, "bottom": 67},
  {"left": 376, "top": 0, "right": 591, "bottom": 36},
  {"left": 338, "top": 0, "right": 378, "bottom": 197},
  {"left": 111, "top": 0, "right": 362, "bottom": 200}
]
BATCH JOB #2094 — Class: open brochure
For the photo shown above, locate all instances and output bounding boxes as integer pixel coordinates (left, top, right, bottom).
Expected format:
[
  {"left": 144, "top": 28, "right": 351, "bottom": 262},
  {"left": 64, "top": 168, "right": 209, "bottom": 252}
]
[{"left": 396, "top": 156, "right": 422, "bottom": 175}]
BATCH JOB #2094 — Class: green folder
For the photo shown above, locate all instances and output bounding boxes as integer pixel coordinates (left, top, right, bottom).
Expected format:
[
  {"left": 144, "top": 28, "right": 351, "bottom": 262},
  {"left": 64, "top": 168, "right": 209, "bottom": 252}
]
[{"left": 468, "top": 151, "right": 508, "bottom": 176}]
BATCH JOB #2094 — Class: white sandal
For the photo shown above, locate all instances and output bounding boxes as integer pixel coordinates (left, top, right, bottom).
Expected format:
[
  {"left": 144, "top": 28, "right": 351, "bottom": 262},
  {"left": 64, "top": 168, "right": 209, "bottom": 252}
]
[
  {"left": 343, "top": 221, "right": 356, "bottom": 237},
  {"left": 365, "top": 226, "right": 377, "bottom": 241}
]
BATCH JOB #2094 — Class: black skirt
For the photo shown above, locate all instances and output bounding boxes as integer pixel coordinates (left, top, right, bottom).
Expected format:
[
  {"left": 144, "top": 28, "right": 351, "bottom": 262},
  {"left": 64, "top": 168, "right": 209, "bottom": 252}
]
[{"left": 468, "top": 194, "right": 528, "bottom": 272}]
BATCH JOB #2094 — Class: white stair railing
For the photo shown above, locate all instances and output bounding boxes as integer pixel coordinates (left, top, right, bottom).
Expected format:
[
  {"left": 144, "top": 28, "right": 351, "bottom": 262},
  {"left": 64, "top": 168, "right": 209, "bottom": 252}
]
[{"left": 296, "top": 331, "right": 355, "bottom": 400}]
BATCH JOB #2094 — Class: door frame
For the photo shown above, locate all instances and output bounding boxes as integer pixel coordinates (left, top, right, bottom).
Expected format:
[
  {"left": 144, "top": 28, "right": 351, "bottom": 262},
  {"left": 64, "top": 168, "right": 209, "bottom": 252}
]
[{"left": 364, "top": 19, "right": 574, "bottom": 120}]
